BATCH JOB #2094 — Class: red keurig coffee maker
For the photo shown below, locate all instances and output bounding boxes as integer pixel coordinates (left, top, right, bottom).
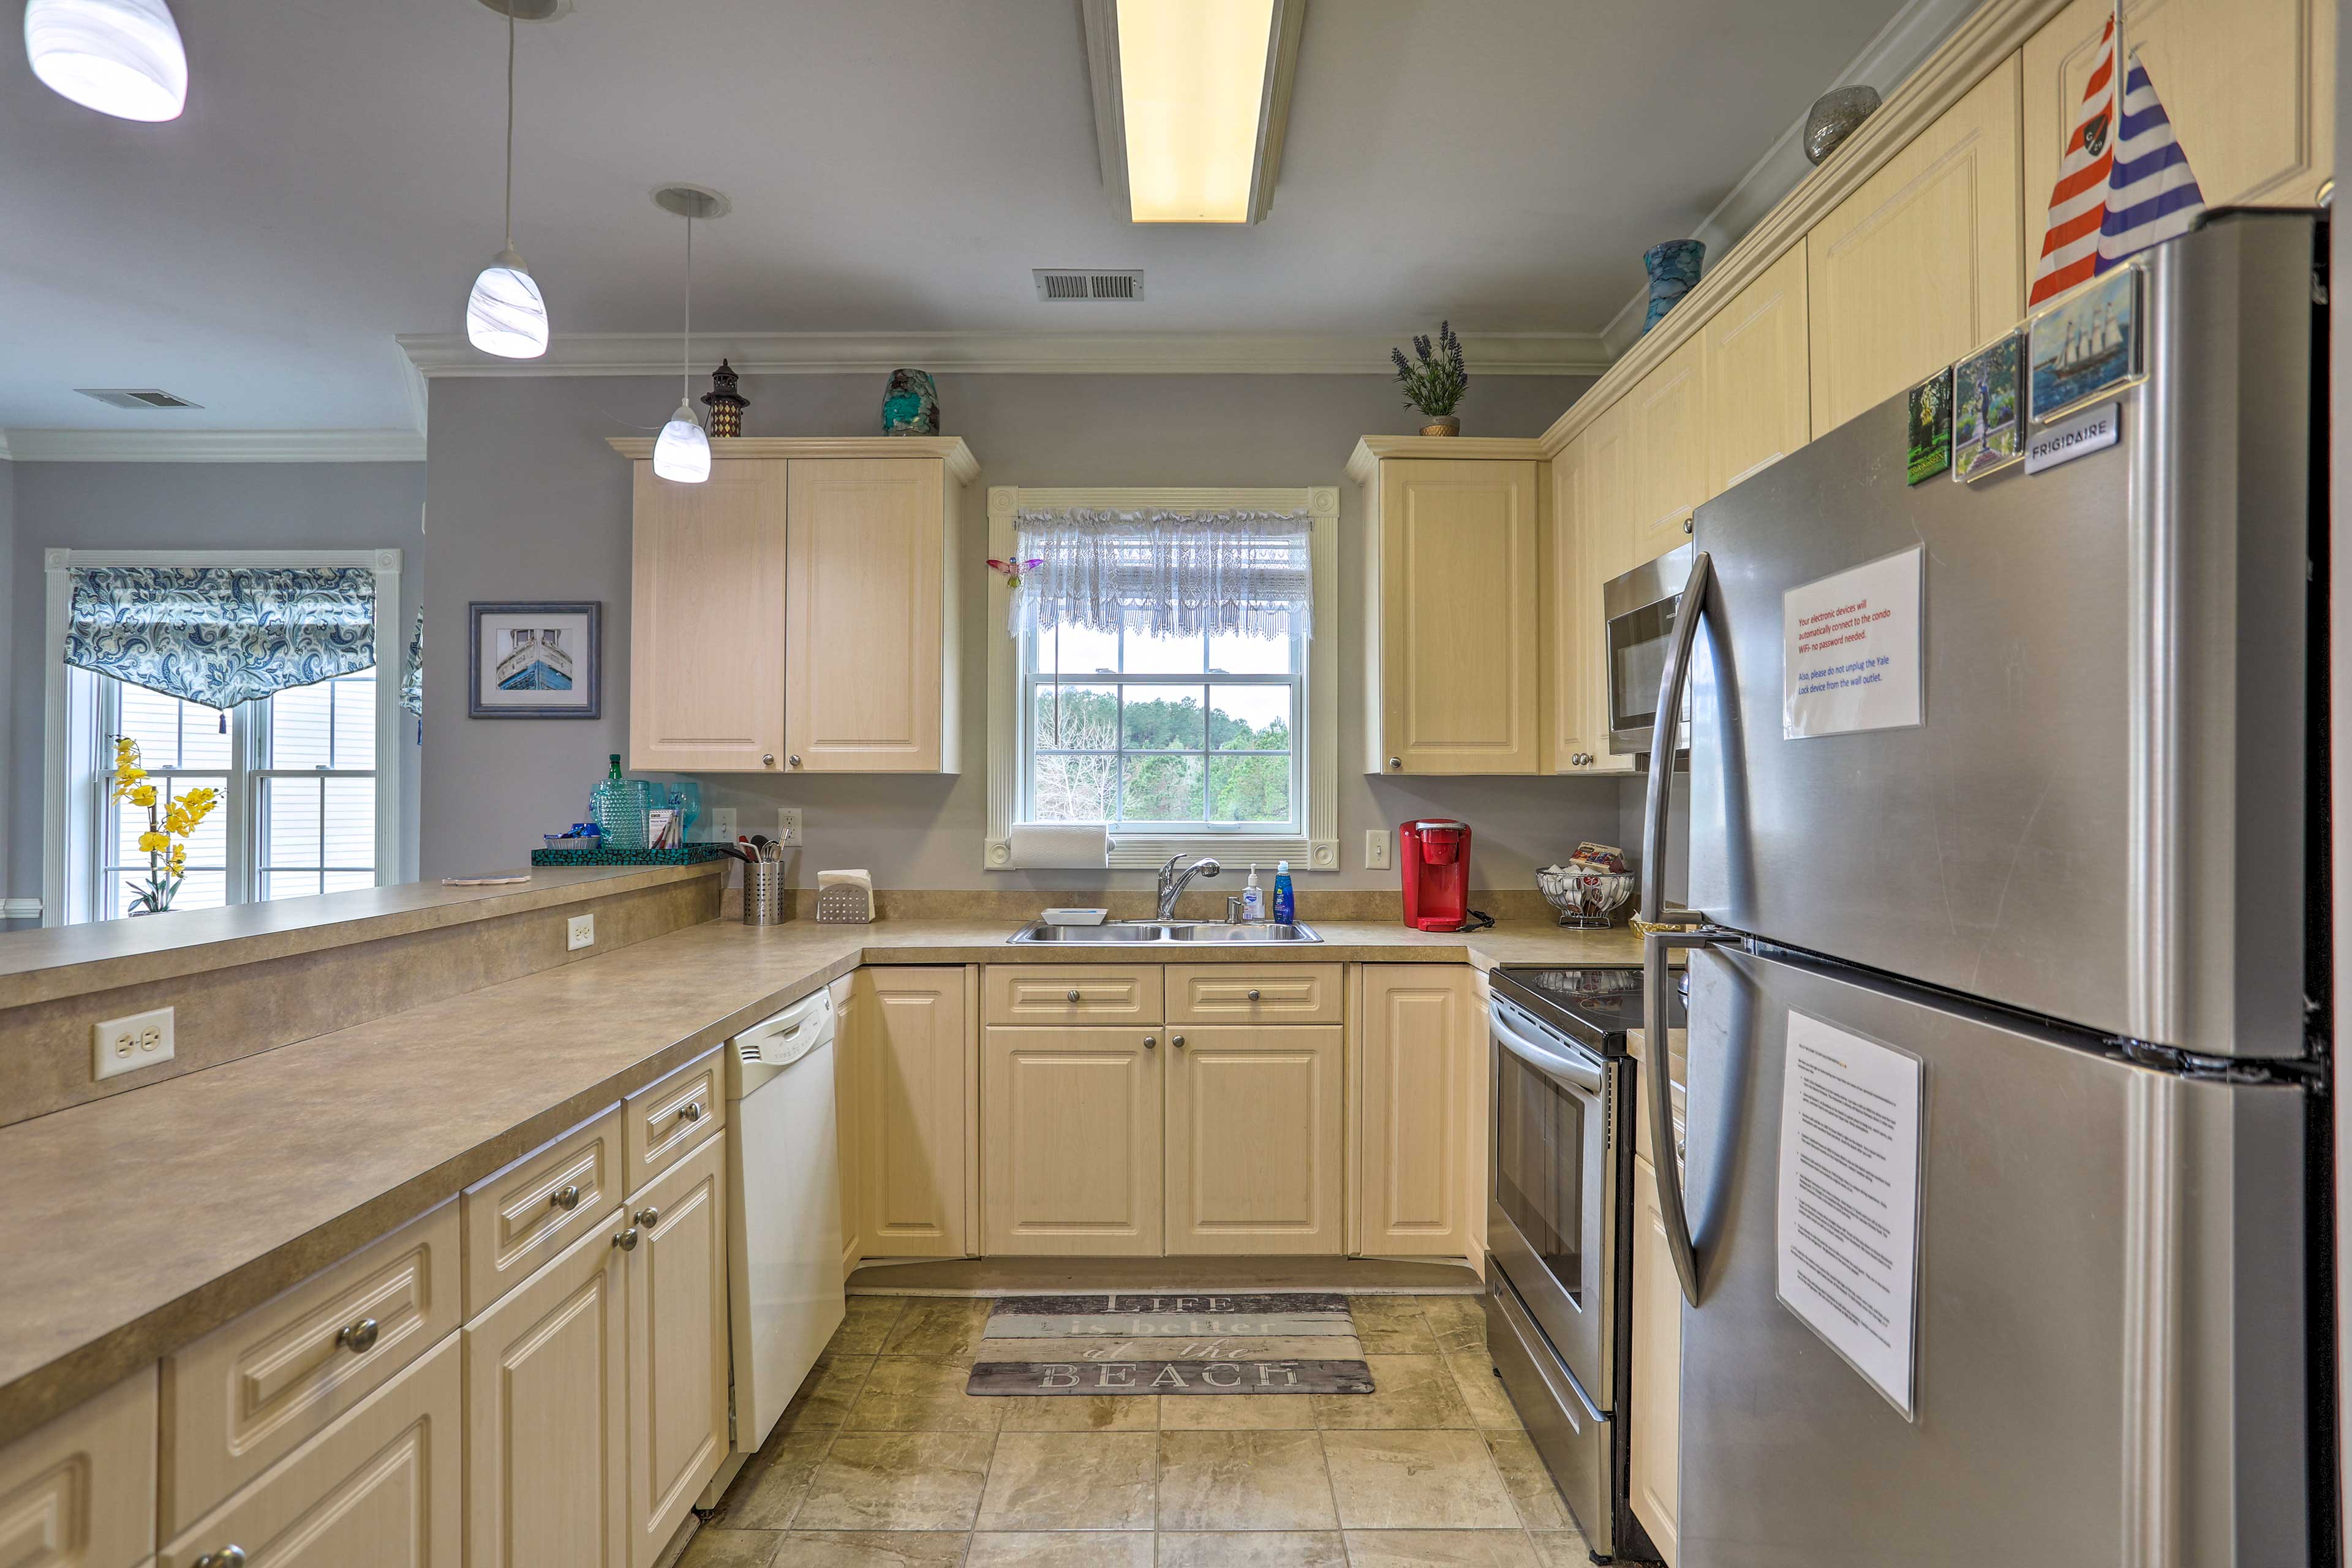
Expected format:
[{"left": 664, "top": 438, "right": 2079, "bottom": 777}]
[{"left": 1399, "top": 819, "right": 1472, "bottom": 931}]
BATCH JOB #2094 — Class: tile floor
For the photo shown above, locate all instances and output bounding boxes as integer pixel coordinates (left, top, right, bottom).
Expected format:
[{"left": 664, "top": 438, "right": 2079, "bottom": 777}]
[{"left": 688, "top": 1293, "right": 1591, "bottom": 1567}]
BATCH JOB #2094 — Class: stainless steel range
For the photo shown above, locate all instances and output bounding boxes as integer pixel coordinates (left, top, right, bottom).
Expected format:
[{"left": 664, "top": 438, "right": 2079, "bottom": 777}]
[{"left": 1484, "top": 965, "right": 1679, "bottom": 1561}]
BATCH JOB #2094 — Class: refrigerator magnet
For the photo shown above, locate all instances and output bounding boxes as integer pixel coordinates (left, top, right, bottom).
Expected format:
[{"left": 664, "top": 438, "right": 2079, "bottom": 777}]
[
  {"left": 2027, "top": 264, "right": 2144, "bottom": 424},
  {"left": 1951, "top": 331, "right": 2024, "bottom": 482},
  {"left": 1904, "top": 367, "right": 1953, "bottom": 484}
]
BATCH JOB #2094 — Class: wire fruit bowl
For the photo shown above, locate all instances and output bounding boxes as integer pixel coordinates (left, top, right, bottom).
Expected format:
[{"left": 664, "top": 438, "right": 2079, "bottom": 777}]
[{"left": 1537, "top": 867, "right": 1636, "bottom": 929}]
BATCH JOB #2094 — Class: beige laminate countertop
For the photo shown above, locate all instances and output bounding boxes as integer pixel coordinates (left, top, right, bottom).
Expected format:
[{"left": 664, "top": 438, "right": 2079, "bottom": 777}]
[{"left": 0, "top": 912, "right": 1644, "bottom": 1439}]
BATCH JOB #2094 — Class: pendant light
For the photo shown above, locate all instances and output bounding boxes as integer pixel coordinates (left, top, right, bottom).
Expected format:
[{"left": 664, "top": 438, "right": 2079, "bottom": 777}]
[
  {"left": 650, "top": 186, "right": 728, "bottom": 484},
  {"left": 466, "top": 3, "right": 547, "bottom": 358},
  {"left": 24, "top": 0, "right": 188, "bottom": 121}
]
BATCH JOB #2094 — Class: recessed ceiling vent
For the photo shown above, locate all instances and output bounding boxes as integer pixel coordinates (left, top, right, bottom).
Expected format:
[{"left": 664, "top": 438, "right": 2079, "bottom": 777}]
[
  {"left": 77, "top": 388, "right": 203, "bottom": 410},
  {"left": 1033, "top": 269, "right": 1145, "bottom": 303}
]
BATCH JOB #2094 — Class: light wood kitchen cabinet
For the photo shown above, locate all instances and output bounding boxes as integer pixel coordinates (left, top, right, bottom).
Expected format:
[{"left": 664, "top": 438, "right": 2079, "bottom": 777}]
[
  {"left": 1166, "top": 1025, "right": 1344, "bottom": 1255},
  {"left": 161, "top": 1338, "right": 461, "bottom": 1568},
  {"left": 0, "top": 1366, "right": 156, "bottom": 1568},
  {"left": 1630, "top": 1151, "right": 1681, "bottom": 1566},
  {"left": 1575, "top": 405, "right": 1640, "bottom": 777},
  {"left": 1352, "top": 444, "right": 1544, "bottom": 775},
  {"left": 624, "top": 1137, "right": 728, "bottom": 1568},
  {"left": 831, "top": 972, "right": 864, "bottom": 1275},
  {"left": 463, "top": 1107, "right": 626, "bottom": 1320},
  {"left": 784, "top": 458, "right": 958, "bottom": 773},
  {"left": 1544, "top": 433, "right": 1600, "bottom": 774},
  {"left": 1628, "top": 336, "right": 1707, "bottom": 565},
  {"left": 851, "top": 967, "right": 975, "bottom": 1259},
  {"left": 1703, "top": 244, "right": 1812, "bottom": 499},
  {"left": 1351, "top": 965, "right": 1479, "bottom": 1257},
  {"left": 628, "top": 461, "right": 789, "bottom": 774},
  {"left": 1806, "top": 58, "right": 2024, "bottom": 436},
  {"left": 1164, "top": 963, "right": 1343, "bottom": 1025},
  {"left": 624, "top": 1050, "right": 723, "bottom": 1196},
  {"left": 2024, "top": 0, "right": 2333, "bottom": 227},
  {"left": 984, "top": 963, "right": 1163, "bottom": 1027},
  {"left": 463, "top": 1209, "right": 630, "bottom": 1568},
  {"left": 982, "top": 1027, "right": 1164, "bottom": 1256}
]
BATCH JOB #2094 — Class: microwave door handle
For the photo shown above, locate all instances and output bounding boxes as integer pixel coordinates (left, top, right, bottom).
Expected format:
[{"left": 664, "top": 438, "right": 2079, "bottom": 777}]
[{"left": 1491, "top": 1010, "right": 1605, "bottom": 1096}]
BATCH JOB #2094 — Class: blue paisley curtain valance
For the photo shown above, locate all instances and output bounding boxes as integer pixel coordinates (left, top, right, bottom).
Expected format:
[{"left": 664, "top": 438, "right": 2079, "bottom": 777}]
[
  {"left": 399, "top": 605, "right": 423, "bottom": 719},
  {"left": 66, "top": 566, "right": 379, "bottom": 711}
]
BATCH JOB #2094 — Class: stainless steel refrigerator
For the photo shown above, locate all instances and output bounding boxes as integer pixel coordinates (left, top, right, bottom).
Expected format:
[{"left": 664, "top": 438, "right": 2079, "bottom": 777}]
[{"left": 1637, "top": 211, "right": 2331, "bottom": 1566}]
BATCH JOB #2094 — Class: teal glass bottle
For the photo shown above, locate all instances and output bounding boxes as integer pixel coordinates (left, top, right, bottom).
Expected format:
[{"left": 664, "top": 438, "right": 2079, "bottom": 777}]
[{"left": 590, "top": 753, "right": 647, "bottom": 853}]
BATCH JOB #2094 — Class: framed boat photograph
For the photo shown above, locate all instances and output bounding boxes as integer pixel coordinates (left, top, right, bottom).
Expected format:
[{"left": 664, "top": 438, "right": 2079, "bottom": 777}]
[
  {"left": 468, "top": 600, "right": 602, "bottom": 718},
  {"left": 2028, "top": 265, "right": 2143, "bottom": 424}
]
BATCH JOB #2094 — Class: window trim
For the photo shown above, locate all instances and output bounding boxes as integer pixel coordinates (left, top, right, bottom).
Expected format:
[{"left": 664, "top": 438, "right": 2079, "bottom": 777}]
[
  {"left": 42, "top": 548, "right": 402, "bottom": 927},
  {"left": 983, "top": 486, "right": 1338, "bottom": 872}
]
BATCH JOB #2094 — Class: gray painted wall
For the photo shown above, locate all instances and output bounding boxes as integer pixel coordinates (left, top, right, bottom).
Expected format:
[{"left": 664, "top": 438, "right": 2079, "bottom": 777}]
[
  {"left": 424, "top": 371, "right": 1632, "bottom": 891},
  {"left": 4, "top": 462, "right": 428, "bottom": 913}
]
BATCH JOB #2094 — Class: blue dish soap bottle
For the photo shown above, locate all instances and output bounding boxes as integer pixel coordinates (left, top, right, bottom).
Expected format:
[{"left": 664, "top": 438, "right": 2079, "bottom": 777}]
[{"left": 1272, "top": 859, "right": 1295, "bottom": 923}]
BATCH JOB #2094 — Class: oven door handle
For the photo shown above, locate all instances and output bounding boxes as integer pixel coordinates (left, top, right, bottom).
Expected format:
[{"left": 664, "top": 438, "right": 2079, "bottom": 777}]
[{"left": 1490, "top": 1008, "right": 1605, "bottom": 1096}]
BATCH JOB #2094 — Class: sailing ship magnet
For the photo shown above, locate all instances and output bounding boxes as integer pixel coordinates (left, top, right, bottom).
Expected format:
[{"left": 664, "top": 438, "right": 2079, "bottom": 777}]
[
  {"left": 2027, "top": 265, "right": 2143, "bottom": 424},
  {"left": 1952, "top": 331, "right": 2024, "bottom": 482}
]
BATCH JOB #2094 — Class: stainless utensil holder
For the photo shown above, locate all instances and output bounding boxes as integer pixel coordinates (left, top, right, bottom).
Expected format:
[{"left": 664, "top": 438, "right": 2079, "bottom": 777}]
[{"left": 741, "top": 862, "right": 786, "bottom": 925}]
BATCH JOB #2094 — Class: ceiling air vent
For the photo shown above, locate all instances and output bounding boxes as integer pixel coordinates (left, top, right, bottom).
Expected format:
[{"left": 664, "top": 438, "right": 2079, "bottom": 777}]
[
  {"left": 77, "top": 388, "right": 203, "bottom": 410},
  {"left": 1033, "top": 269, "right": 1145, "bottom": 303}
]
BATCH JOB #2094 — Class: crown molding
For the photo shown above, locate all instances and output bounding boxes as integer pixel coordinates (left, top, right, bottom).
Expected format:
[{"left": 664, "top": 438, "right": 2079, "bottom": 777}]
[
  {"left": 1346, "top": 435, "right": 1550, "bottom": 484},
  {"left": 1595, "top": 0, "right": 1982, "bottom": 359},
  {"left": 605, "top": 434, "right": 981, "bottom": 484},
  {"left": 0, "top": 428, "right": 427, "bottom": 462},
  {"left": 396, "top": 329, "right": 1612, "bottom": 379}
]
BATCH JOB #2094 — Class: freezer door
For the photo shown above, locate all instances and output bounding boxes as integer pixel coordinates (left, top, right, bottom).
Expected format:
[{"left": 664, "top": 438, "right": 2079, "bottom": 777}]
[
  {"left": 1686, "top": 213, "right": 2316, "bottom": 1058},
  {"left": 1674, "top": 942, "right": 2311, "bottom": 1567}
]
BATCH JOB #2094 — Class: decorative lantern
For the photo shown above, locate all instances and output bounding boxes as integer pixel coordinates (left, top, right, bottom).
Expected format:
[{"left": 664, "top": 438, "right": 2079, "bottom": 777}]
[{"left": 701, "top": 358, "right": 747, "bottom": 438}]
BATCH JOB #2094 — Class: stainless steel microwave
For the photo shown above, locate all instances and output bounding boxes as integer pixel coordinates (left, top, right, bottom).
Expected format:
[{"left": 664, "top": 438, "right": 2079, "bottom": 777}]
[{"left": 1602, "top": 543, "right": 1693, "bottom": 759}]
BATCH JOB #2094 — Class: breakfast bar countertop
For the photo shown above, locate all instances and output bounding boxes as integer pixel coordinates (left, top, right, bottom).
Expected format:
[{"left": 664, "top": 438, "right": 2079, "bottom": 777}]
[{"left": 0, "top": 912, "right": 1646, "bottom": 1440}]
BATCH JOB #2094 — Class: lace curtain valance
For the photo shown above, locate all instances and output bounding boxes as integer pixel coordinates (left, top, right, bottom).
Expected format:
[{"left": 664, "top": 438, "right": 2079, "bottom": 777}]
[
  {"left": 66, "top": 565, "right": 379, "bottom": 710},
  {"left": 1012, "top": 508, "right": 1312, "bottom": 640}
]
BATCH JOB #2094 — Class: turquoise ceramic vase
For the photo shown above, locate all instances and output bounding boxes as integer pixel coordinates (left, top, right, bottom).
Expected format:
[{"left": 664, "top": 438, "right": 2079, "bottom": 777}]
[
  {"left": 1641, "top": 240, "right": 1706, "bottom": 336},
  {"left": 881, "top": 368, "right": 940, "bottom": 435}
]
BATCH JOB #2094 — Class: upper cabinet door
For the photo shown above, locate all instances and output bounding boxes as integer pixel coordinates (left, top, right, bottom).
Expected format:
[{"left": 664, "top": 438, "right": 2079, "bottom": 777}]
[
  {"left": 1703, "top": 244, "right": 1812, "bottom": 500},
  {"left": 1806, "top": 58, "right": 2024, "bottom": 436},
  {"left": 1577, "top": 406, "right": 1641, "bottom": 777},
  {"left": 630, "top": 461, "right": 789, "bottom": 772},
  {"left": 785, "top": 458, "right": 952, "bottom": 773},
  {"left": 1375, "top": 458, "right": 1541, "bottom": 775},
  {"left": 1629, "top": 337, "right": 1707, "bottom": 564},
  {"left": 1545, "top": 434, "right": 1595, "bottom": 773},
  {"left": 2024, "top": 0, "right": 2332, "bottom": 220}
]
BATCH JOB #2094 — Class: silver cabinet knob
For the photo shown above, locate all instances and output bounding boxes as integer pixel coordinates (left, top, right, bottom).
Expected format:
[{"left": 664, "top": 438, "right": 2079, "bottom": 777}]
[
  {"left": 549, "top": 1183, "right": 581, "bottom": 1212},
  {"left": 787, "top": 755, "right": 802, "bottom": 768},
  {"left": 1570, "top": 752, "right": 1594, "bottom": 767},
  {"left": 763, "top": 753, "right": 776, "bottom": 767},
  {"left": 1143, "top": 1035, "right": 1156, "bottom": 1050},
  {"left": 677, "top": 1101, "right": 704, "bottom": 1123},
  {"left": 634, "top": 1206, "right": 661, "bottom": 1228},
  {"left": 1171, "top": 1034, "right": 1186, "bottom": 1048},
  {"left": 1246, "top": 989, "right": 1262, "bottom": 1001},
  {"left": 1388, "top": 756, "right": 1403, "bottom": 770},
  {"left": 336, "top": 1317, "right": 379, "bottom": 1355},
  {"left": 1066, "top": 989, "right": 1082, "bottom": 1003},
  {"left": 613, "top": 1227, "right": 639, "bottom": 1252},
  {"left": 194, "top": 1550, "right": 248, "bottom": 1568}
]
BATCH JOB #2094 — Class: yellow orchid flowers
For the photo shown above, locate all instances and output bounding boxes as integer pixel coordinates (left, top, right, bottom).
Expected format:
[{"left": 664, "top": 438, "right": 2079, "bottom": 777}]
[{"left": 109, "top": 735, "right": 220, "bottom": 915}]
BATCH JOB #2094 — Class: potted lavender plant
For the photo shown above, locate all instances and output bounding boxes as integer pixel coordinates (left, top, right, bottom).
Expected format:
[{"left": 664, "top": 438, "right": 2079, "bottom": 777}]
[{"left": 1391, "top": 321, "right": 1469, "bottom": 435}]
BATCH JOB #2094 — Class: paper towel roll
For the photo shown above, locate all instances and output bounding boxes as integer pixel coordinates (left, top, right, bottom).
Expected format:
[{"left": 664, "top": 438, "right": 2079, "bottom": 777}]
[{"left": 1008, "top": 823, "right": 1110, "bottom": 869}]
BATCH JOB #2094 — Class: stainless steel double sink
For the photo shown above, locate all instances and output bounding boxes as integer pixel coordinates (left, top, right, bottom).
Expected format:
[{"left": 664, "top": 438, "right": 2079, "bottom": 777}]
[{"left": 1007, "top": 919, "right": 1322, "bottom": 945}]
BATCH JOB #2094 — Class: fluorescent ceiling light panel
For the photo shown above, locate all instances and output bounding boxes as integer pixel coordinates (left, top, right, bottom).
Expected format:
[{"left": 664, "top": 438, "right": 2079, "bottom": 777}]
[{"left": 1115, "top": 0, "right": 1278, "bottom": 224}]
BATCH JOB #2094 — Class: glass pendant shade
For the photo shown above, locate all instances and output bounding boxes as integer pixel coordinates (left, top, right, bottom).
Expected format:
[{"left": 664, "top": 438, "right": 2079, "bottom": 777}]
[
  {"left": 653, "top": 401, "right": 710, "bottom": 483},
  {"left": 24, "top": 0, "right": 189, "bottom": 121},
  {"left": 466, "top": 248, "right": 548, "bottom": 359}
]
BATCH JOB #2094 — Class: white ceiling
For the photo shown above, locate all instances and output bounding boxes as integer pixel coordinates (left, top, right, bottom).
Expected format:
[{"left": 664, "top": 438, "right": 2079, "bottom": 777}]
[{"left": 0, "top": 0, "right": 1920, "bottom": 433}]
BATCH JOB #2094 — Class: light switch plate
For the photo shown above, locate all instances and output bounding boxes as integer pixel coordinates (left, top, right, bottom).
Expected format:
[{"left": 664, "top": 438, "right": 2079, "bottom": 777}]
[
  {"left": 709, "top": 807, "right": 739, "bottom": 842},
  {"left": 93, "top": 1006, "right": 174, "bottom": 1082},
  {"left": 1364, "top": 830, "right": 1391, "bottom": 870},
  {"left": 776, "top": 808, "right": 802, "bottom": 847},
  {"left": 567, "top": 913, "right": 595, "bottom": 951}
]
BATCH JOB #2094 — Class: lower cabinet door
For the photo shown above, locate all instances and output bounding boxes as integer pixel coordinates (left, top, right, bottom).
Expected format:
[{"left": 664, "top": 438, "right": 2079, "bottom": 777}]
[
  {"left": 464, "top": 1209, "right": 630, "bottom": 1568},
  {"left": 1165, "top": 1026, "right": 1344, "bottom": 1256},
  {"left": 982, "top": 1027, "right": 1163, "bottom": 1256},
  {"left": 1629, "top": 1150, "right": 1681, "bottom": 1566},
  {"left": 161, "top": 1336, "right": 462, "bottom": 1568},
  {"left": 0, "top": 1367, "right": 156, "bottom": 1568},
  {"left": 855, "top": 967, "right": 974, "bottom": 1259},
  {"left": 625, "top": 1137, "right": 729, "bottom": 1568},
  {"left": 1352, "top": 966, "right": 1477, "bottom": 1257}
]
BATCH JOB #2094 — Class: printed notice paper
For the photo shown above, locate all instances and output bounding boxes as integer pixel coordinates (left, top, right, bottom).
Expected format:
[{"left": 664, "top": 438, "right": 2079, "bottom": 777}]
[
  {"left": 1776, "top": 1011, "right": 1924, "bottom": 1420},
  {"left": 1782, "top": 546, "right": 1924, "bottom": 740}
]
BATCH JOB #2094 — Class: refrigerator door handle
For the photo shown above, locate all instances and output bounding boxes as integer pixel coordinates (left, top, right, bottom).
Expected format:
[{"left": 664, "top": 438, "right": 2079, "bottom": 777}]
[
  {"left": 1638, "top": 548, "right": 1712, "bottom": 929},
  {"left": 1645, "top": 926, "right": 1737, "bottom": 1305}
]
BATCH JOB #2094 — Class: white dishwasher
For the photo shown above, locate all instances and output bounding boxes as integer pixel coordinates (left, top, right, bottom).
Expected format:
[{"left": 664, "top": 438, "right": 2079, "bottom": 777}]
[{"left": 724, "top": 980, "right": 846, "bottom": 1453}]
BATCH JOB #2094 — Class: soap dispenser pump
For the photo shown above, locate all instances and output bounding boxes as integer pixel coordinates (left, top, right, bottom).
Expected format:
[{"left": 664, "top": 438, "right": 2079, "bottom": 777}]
[{"left": 1240, "top": 863, "right": 1265, "bottom": 921}]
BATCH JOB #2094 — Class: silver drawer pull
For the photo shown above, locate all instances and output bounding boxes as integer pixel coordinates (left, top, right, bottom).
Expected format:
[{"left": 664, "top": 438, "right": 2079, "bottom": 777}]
[
  {"left": 677, "top": 1101, "right": 704, "bottom": 1123},
  {"left": 1066, "top": 989, "right": 1082, "bottom": 1003},
  {"left": 1246, "top": 989, "right": 1262, "bottom": 1001},
  {"left": 613, "top": 1227, "right": 639, "bottom": 1252},
  {"left": 194, "top": 1550, "right": 248, "bottom": 1568},
  {"left": 549, "top": 1183, "right": 581, "bottom": 1212},
  {"left": 634, "top": 1205, "right": 661, "bottom": 1228},
  {"left": 1143, "top": 1035, "right": 1156, "bottom": 1050},
  {"left": 1172, "top": 1034, "right": 1185, "bottom": 1048},
  {"left": 336, "top": 1317, "right": 379, "bottom": 1355}
]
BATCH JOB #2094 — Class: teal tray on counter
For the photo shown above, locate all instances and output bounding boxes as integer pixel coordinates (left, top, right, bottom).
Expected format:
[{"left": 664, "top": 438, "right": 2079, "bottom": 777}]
[{"left": 530, "top": 845, "right": 733, "bottom": 867}]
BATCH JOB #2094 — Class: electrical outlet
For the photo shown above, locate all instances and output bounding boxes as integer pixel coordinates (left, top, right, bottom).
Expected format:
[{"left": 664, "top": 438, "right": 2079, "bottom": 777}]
[
  {"left": 776, "top": 808, "right": 802, "bottom": 847},
  {"left": 1364, "top": 830, "right": 1392, "bottom": 871},
  {"left": 567, "top": 913, "right": 595, "bottom": 951},
  {"left": 709, "top": 807, "right": 739, "bottom": 842},
  {"left": 92, "top": 1006, "right": 174, "bottom": 1082}
]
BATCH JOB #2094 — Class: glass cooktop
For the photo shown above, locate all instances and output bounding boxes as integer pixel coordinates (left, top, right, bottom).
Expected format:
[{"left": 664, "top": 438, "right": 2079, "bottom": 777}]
[{"left": 1490, "top": 965, "right": 1683, "bottom": 1054}]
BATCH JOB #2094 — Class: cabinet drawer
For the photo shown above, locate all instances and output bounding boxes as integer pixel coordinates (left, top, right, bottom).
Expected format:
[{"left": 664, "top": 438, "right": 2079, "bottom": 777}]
[
  {"left": 1166, "top": 963, "right": 1343, "bottom": 1025},
  {"left": 161, "top": 1199, "right": 459, "bottom": 1538},
  {"left": 462, "top": 1105, "right": 625, "bottom": 1318},
  {"left": 0, "top": 1365, "right": 157, "bottom": 1568},
  {"left": 159, "top": 1335, "right": 462, "bottom": 1568},
  {"left": 626, "top": 1051, "right": 724, "bottom": 1196},
  {"left": 984, "top": 965, "right": 1163, "bottom": 1025}
]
